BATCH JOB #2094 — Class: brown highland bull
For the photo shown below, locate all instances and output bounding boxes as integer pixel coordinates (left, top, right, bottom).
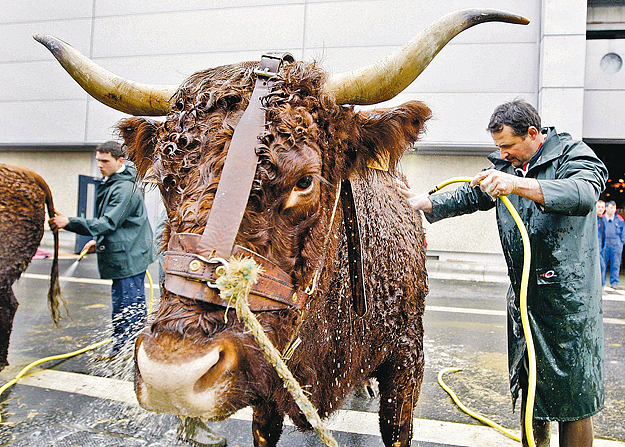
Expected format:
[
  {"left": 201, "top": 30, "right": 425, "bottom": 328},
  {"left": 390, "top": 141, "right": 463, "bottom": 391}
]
[
  {"left": 0, "top": 163, "right": 64, "bottom": 370},
  {"left": 36, "top": 9, "right": 528, "bottom": 446}
]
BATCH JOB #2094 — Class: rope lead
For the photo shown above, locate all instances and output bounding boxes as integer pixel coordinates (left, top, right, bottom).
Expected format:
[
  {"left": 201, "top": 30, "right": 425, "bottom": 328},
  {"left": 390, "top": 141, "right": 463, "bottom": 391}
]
[{"left": 216, "top": 256, "right": 339, "bottom": 447}]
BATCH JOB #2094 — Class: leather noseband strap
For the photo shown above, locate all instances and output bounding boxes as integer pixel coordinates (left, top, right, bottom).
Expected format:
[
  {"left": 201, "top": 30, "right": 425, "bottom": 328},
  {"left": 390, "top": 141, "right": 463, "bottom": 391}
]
[{"left": 164, "top": 233, "right": 307, "bottom": 311}]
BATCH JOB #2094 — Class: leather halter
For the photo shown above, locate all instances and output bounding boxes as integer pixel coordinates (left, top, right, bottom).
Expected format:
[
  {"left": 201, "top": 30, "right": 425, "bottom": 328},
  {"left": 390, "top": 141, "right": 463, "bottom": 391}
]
[
  {"left": 163, "top": 53, "right": 307, "bottom": 312},
  {"left": 162, "top": 53, "right": 368, "bottom": 316}
]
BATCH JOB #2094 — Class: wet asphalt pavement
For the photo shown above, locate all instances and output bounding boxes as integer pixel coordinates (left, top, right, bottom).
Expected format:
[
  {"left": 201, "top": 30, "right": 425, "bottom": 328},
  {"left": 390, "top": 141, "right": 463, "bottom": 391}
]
[{"left": 1, "top": 253, "right": 624, "bottom": 446}]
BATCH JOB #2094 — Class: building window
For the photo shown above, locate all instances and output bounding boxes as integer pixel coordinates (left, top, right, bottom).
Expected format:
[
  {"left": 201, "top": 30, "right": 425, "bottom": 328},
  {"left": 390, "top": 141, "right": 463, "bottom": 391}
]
[{"left": 601, "top": 52, "right": 623, "bottom": 74}]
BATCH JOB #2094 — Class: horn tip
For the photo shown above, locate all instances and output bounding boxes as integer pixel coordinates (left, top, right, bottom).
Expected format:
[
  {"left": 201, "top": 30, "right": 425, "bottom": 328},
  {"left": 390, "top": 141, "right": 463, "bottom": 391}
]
[
  {"left": 461, "top": 9, "right": 530, "bottom": 27},
  {"left": 33, "top": 33, "right": 55, "bottom": 50},
  {"left": 32, "top": 33, "right": 67, "bottom": 58}
]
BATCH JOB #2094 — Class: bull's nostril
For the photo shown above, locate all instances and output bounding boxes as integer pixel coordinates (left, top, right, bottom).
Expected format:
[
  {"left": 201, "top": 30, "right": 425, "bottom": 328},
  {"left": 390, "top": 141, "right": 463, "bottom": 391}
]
[
  {"left": 194, "top": 350, "right": 225, "bottom": 393},
  {"left": 194, "top": 345, "right": 236, "bottom": 394}
]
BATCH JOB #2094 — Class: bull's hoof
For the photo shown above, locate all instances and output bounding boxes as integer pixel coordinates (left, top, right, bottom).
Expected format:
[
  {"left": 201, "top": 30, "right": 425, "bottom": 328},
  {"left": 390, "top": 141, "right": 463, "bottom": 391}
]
[
  {"left": 177, "top": 418, "right": 227, "bottom": 447},
  {"left": 186, "top": 430, "right": 227, "bottom": 447}
]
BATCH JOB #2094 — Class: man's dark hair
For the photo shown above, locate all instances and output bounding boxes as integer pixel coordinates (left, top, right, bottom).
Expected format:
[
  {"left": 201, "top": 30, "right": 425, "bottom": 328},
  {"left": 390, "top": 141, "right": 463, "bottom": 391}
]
[
  {"left": 607, "top": 200, "right": 617, "bottom": 207},
  {"left": 96, "top": 140, "right": 125, "bottom": 159},
  {"left": 487, "top": 100, "right": 542, "bottom": 137}
]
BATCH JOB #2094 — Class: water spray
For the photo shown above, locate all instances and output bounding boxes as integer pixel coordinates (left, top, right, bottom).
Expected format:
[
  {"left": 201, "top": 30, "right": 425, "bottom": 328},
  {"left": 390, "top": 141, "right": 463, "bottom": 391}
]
[
  {"left": 430, "top": 177, "right": 536, "bottom": 447},
  {"left": 60, "top": 244, "right": 92, "bottom": 281},
  {"left": 1, "top": 258, "right": 156, "bottom": 423}
]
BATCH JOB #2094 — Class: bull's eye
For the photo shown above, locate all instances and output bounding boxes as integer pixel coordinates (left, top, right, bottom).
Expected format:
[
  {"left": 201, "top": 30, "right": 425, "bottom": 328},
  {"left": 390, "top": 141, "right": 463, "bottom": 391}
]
[
  {"left": 295, "top": 175, "right": 313, "bottom": 191},
  {"left": 284, "top": 174, "right": 318, "bottom": 211}
]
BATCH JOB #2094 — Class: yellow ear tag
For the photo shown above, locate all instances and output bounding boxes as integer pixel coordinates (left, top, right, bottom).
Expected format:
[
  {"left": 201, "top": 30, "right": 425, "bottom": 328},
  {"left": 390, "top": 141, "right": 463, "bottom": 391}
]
[{"left": 367, "top": 152, "right": 390, "bottom": 171}]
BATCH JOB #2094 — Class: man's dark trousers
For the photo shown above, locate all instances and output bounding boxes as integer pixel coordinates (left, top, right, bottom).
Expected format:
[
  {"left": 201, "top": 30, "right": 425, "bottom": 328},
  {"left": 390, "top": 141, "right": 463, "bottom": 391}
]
[{"left": 111, "top": 271, "right": 147, "bottom": 353}]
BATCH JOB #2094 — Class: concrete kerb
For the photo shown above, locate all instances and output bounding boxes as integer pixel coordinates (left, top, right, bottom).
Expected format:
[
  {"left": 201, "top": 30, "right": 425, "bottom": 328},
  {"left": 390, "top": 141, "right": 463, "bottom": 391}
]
[{"left": 426, "top": 258, "right": 509, "bottom": 283}]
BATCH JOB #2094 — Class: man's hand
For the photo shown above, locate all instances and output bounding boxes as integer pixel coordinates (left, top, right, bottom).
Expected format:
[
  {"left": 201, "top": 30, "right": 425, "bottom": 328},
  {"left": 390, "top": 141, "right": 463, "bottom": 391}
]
[
  {"left": 471, "top": 169, "right": 518, "bottom": 199},
  {"left": 49, "top": 215, "right": 70, "bottom": 231},
  {"left": 471, "top": 169, "right": 545, "bottom": 205},
  {"left": 396, "top": 180, "right": 433, "bottom": 213},
  {"left": 80, "top": 239, "right": 96, "bottom": 254}
]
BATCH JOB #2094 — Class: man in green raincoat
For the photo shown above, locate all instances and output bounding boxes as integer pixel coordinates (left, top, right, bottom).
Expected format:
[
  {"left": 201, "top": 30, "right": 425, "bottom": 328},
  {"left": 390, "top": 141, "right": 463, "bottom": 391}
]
[
  {"left": 50, "top": 141, "right": 154, "bottom": 357},
  {"left": 400, "top": 100, "right": 607, "bottom": 446}
]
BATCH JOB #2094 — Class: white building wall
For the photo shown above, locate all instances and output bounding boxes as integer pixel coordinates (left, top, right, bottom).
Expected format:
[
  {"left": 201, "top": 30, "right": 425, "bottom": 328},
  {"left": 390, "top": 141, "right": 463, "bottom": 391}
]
[
  {"left": 1, "top": 0, "right": 539, "bottom": 145},
  {"left": 537, "top": 0, "right": 588, "bottom": 139},
  {"left": 399, "top": 153, "right": 503, "bottom": 259},
  {"left": 584, "top": 35, "right": 625, "bottom": 140},
  {"left": 584, "top": 2, "right": 625, "bottom": 142}
]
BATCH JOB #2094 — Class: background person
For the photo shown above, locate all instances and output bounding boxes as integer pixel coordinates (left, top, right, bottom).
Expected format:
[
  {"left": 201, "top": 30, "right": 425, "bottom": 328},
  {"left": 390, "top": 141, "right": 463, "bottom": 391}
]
[
  {"left": 600, "top": 200, "right": 625, "bottom": 293},
  {"left": 50, "top": 141, "right": 154, "bottom": 357},
  {"left": 399, "top": 100, "right": 607, "bottom": 447},
  {"left": 597, "top": 199, "right": 606, "bottom": 241},
  {"left": 597, "top": 199, "right": 606, "bottom": 283}
]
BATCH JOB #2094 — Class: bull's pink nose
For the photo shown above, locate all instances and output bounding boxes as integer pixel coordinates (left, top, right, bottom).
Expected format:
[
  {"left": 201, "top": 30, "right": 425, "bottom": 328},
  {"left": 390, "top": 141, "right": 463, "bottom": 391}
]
[{"left": 135, "top": 336, "right": 237, "bottom": 417}]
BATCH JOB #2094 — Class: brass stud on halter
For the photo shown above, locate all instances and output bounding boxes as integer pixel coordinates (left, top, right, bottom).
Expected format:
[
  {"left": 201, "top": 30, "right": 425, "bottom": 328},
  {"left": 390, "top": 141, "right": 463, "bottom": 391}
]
[{"left": 188, "top": 260, "right": 201, "bottom": 272}]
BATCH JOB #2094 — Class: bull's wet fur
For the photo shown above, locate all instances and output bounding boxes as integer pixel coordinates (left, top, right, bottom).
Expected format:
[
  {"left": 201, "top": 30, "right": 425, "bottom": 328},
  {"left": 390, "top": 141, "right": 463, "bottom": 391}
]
[
  {"left": 123, "top": 61, "right": 430, "bottom": 447},
  {"left": 0, "top": 163, "right": 64, "bottom": 370}
]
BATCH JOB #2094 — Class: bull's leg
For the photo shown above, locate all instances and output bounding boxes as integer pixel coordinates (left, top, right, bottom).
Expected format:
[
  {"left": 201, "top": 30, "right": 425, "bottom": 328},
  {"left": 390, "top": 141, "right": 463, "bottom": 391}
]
[
  {"left": 252, "top": 403, "right": 284, "bottom": 447},
  {"left": 376, "top": 344, "right": 424, "bottom": 446},
  {"left": 0, "top": 283, "right": 19, "bottom": 370}
]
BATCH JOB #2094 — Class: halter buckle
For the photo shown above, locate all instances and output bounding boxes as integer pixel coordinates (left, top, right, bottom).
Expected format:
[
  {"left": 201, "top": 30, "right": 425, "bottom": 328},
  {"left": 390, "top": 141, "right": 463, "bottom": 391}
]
[{"left": 206, "top": 257, "right": 229, "bottom": 289}]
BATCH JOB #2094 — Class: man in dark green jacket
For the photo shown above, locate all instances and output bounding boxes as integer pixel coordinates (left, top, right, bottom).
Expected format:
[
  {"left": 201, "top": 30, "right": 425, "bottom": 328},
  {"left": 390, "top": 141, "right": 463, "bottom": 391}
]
[
  {"left": 50, "top": 141, "right": 154, "bottom": 356},
  {"left": 400, "top": 100, "right": 607, "bottom": 446}
]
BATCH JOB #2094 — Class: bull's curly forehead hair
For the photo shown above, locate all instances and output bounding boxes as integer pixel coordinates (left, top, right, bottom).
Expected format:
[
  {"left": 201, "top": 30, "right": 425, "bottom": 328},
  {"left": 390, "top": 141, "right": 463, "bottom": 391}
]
[{"left": 487, "top": 99, "right": 541, "bottom": 137}]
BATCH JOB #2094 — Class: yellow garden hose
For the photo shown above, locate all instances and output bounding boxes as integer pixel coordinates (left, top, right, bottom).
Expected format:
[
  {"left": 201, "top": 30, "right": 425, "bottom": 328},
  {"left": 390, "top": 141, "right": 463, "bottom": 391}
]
[
  {"left": 438, "top": 367, "right": 521, "bottom": 442},
  {"left": 77, "top": 245, "right": 90, "bottom": 261},
  {"left": 146, "top": 269, "right": 154, "bottom": 314},
  {"left": 0, "top": 264, "right": 155, "bottom": 422},
  {"left": 0, "top": 338, "right": 113, "bottom": 422},
  {"left": 430, "top": 177, "right": 536, "bottom": 447}
]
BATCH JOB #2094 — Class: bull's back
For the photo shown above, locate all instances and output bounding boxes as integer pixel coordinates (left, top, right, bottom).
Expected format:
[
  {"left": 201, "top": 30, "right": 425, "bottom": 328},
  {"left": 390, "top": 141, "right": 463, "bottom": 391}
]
[{"left": 0, "top": 164, "right": 47, "bottom": 283}]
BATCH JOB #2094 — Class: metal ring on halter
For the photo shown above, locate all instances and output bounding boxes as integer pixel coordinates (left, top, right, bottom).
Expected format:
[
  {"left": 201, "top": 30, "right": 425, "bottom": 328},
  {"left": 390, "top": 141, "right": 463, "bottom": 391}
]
[
  {"left": 254, "top": 52, "right": 295, "bottom": 78},
  {"left": 206, "top": 257, "right": 229, "bottom": 289}
]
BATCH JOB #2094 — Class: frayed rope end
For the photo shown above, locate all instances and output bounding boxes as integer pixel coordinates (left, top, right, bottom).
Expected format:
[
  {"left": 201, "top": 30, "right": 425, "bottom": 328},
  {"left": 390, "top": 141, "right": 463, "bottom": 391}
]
[{"left": 215, "top": 256, "right": 264, "bottom": 322}]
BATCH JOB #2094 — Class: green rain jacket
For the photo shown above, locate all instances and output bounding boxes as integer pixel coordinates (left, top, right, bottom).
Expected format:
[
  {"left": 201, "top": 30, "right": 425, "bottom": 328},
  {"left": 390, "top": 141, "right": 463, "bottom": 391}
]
[
  {"left": 425, "top": 128, "right": 607, "bottom": 421},
  {"left": 65, "top": 165, "right": 154, "bottom": 280}
]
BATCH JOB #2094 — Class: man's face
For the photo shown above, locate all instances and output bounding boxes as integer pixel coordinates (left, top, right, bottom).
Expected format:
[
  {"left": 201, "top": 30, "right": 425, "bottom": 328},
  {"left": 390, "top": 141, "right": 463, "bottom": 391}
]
[
  {"left": 597, "top": 201, "right": 605, "bottom": 217},
  {"left": 491, "top": 125, "right": 541, "bottom": 168},
  {"left": 606, "top": 203, "right": 617, "bottom": 217},
  {"left": 96, "top": 151, "right": 124, "bottom": 178}
]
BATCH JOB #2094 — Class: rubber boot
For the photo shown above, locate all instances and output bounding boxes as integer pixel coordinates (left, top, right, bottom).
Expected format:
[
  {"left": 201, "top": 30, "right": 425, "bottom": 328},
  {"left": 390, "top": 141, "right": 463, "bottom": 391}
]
[{"left": 558, "top": 418, "right": 594, "bottom": 447}]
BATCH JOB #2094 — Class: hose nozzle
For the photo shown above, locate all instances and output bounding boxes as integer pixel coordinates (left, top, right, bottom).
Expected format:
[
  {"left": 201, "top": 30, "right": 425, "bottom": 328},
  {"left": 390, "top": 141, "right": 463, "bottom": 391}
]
[{"left": 77, "top": 247, "right": 89, "bottom": 261}]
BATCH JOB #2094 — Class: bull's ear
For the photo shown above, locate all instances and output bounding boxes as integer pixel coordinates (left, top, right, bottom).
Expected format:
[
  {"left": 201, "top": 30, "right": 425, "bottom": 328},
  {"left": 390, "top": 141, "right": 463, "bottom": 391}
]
[
  {"left": 349, "top": 100, "right": 431, "bottom": 174},
  {"left": 118, "top": 117, "right": 159, "bottom": 179}
]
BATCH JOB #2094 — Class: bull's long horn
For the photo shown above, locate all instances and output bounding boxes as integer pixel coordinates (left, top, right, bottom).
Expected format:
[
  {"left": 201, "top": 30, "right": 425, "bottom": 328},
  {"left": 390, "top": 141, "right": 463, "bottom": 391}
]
[
  {"left": 325, "top": 9, "right": 529, "bottom": 105},
  {"left": 33, "top": 34, "right": 177, "bottom": 116}
]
